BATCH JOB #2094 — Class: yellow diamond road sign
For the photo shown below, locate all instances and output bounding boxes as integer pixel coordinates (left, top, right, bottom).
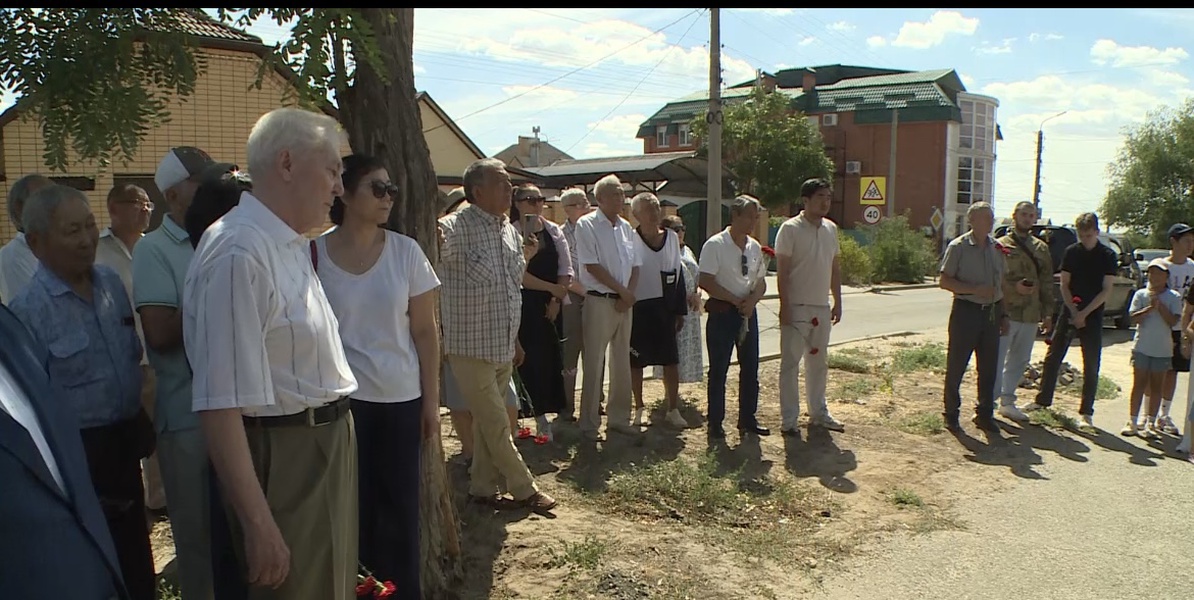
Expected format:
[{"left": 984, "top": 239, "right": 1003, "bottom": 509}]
[
  {"left": 930, "top": 207, "right": 944, "bottom": 231},
  {"left": 860, "top": 177, "right": 885, "bottom": 205}
]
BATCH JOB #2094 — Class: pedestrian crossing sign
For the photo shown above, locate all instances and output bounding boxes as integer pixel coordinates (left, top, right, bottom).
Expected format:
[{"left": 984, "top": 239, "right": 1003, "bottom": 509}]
[{"left": 860, "top": 177, "right": 886, "bottom": 205}]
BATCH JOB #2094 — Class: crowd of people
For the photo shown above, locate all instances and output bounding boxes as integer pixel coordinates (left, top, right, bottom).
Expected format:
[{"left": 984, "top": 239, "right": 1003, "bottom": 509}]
[{"left": 942, "top": 201, "right": 1194, "bottom": 449}]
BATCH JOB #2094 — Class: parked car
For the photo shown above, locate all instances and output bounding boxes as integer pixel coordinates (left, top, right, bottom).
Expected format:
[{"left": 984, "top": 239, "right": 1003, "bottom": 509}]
[
  {"left": 994, "top": 224, "right": 1140, "bottom": 329},
  {"left": 1134, "top": 248, "right": 1169, "bottom": 285}
]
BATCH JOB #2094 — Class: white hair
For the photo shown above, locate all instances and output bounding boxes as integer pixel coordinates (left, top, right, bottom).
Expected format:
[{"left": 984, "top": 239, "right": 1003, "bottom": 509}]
[
  {"left": 593, "top": 174, "right": 623, "bottom": 199},
  {"left": 22, "top": 184, "right": 89, "bottom": 236},
  {"left": 246, "top": 108, "right": 345, "bottom": 179},
  {"left": 560, "top": 188, "right": 589, "bottom": 208},
  {"left": 967, "top": 201, "right": 994, "bottom": 222},
  {"left": 630, "top": 192, "right": 659, "bottom": 214}
]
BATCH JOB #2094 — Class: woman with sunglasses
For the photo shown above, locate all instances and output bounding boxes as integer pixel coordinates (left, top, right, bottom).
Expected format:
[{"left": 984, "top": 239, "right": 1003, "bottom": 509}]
[
  {"left": 509, "top": 184, "right": 573, "bottom": 442},
  {"left": 313, "top": 154, "right": 442, "bottom": 596},
  {"left": 654, "top": 215, "right": 704, "bottom": 384}
]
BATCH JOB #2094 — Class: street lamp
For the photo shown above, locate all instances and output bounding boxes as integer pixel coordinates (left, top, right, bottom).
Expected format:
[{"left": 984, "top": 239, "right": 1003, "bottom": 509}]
[{"left": 1032, "top": 110, "right": 1068, "bottom": 211}]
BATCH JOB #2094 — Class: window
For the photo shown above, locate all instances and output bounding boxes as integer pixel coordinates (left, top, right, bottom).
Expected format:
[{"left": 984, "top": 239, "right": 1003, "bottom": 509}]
[
  {"left": 956, "top": 155, "right": 993, "bottom": 205},
  {"left": 656, "top": 125, "right": 669, "bottom": 148},
  {"left": 960, "top": 99, "right": 997, "bottom": 154},
  {"left": 678, "top": 123, "right": 691, "bottom": 146}
]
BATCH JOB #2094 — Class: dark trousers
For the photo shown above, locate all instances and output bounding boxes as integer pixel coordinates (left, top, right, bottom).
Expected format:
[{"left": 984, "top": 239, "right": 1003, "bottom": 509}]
[
  {"left": 943, "top": 299, "right": 1001, "bottom": 420},
  {"left": 353, "top": 399, "right": 423, "bottom": 599},
  {"left": 706, "top": 309, "right": 760, "bottom": 428},
  {"left": 79, "top": 417, "right": 157, "bottom": 600},
  {"left": 1036, "top": 308, "right": 1104, "bottom": 416}
]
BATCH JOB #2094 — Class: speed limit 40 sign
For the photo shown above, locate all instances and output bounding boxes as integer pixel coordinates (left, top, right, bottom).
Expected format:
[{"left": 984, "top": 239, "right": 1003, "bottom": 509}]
[{"left": 863, "top": 205, "right": 882, "bottom": 224}]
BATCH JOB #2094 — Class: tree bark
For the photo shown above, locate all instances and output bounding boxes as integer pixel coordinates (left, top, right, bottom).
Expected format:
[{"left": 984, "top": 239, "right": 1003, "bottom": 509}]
[{"left": 336, "top": 8, "right": 462, "bottom": 598}]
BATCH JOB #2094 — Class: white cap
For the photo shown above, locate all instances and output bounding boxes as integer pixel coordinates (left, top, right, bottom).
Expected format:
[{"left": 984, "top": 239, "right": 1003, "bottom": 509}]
[{"left": 154, "top": 146, "right": 224, "bottom": 193}]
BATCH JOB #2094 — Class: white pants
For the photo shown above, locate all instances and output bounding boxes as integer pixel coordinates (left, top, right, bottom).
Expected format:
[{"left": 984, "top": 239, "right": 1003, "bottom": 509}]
[
  {"left": 1180, "top": 372, "right": 1194, "bottom": 452},
  {"left": 779, "top": 305, "right": 833, "bottom": 429},
  {"left": 995, "top": 320, "right": 1039, "bottom": 406}
]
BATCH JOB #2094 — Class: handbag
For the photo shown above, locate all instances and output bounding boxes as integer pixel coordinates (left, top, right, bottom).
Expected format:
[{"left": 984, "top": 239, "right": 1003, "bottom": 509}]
[{"left": 662, "top": 268, "right": 688, "bottom": 316}]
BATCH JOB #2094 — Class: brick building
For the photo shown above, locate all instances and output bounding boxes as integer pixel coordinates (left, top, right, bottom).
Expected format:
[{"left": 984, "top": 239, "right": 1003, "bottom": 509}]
[
  {"left": 0, "top": 10, "right": 499, "bottom": 244},
  {"left": 637, "top": 64, "right": 1001, "bottom": 239}
]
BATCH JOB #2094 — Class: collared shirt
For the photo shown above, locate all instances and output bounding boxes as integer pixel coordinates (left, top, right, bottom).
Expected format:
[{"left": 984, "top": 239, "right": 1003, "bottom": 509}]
[
  {"left": 940, "top": 231, "right": 1006, "bottom": 305},
  {"left": 573, "top": 210, "right": 642, "bottom": 295},
  {"left": 438, "top": 204, "right": 525, "bottom": 363},
  {"left": 0, "top": 233, "right": 39, "bottom": 304},
  {"left": 775, "top": 213, "right": 840, "bottom": 307},
  {"left": 96, "top": 227, "right": 148, "bottom": 365},
  {"left": 698, "top": 228, "right": 764, "bottom": 300},
  {"left": 997, "top": 231, "right": 1055, "bottom": 324},
  {"left": 0, "top": 359, "right": 66, "bottom": 494},
  {"left": 130, "top": 215, "right": 197, "bottom": 432},
  {"left": 183, "top": 192, "right": 358, "bottom": 418},
  {"left": 9, "top": 265, "right": 143, "bottom": 429}
]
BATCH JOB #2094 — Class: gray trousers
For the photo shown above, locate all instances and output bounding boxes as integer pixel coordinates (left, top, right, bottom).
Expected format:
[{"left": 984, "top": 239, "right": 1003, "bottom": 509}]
[{"left": 944, "top": 298, "right": 1001, "bottom": 419}]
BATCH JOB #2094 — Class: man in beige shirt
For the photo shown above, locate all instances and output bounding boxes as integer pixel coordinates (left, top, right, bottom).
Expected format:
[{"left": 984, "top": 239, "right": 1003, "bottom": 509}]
[{"left": 775, "top": 178, "right": 844, "bottom": 435}]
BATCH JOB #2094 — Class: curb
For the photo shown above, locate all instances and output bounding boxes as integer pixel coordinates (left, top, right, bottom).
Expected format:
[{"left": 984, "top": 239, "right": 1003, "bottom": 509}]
[{"left": 868, "top": 282, "right": 939, "bottom": 293}]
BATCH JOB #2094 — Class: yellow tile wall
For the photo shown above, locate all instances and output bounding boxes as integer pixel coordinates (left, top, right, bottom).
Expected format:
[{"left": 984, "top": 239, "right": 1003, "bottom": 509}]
[{"left": 0, "top": 47, "right": 351, "bottom": 243}]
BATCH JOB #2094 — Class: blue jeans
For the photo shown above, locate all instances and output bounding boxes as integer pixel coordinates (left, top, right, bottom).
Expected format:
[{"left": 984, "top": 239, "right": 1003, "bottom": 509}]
[{"left": 705, "top": 309, "right": 760, "bottom": 429}]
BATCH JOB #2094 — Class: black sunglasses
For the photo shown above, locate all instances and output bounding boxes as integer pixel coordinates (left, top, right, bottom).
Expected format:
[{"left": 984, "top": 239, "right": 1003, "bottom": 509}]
[
  {"left": 370, "top": 180, "right": 398, "bottom": 199},
  {"left": 741, "top": 254, "right": 748, "bottom": 277},
  {"left": 670, "top": 225, "right": 686, "bottom": 233},
  {"left": 518, "top": 195, "right": 547, "bottom": 204}
]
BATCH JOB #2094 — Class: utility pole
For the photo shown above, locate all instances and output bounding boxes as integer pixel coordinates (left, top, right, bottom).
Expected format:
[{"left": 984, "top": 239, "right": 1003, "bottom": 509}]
[
  {"left": 887, "top": 107, "right": 898, "bottom": 218},
  {"left": 1031, "top": 129, "right": 1043, "bottom": 210},
  {"left": 706, "top": 8, "right": 722, "bottom": 239}
]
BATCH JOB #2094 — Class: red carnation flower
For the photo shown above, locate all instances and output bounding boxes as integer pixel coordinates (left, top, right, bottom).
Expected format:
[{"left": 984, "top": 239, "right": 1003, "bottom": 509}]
[
  {"left": 1072, "top": 296, "right": 1082, "bottom": 304},
  {"left": 356, "top": 583, "right": 372, "bottom": 597},
  {"left": 762, "top": 245, "right": 776, "bottom": 258},
  {"left": 376, "top": 582, "right": 396, "bottom": 598},
  {"left": 811, "top": 317, "right": 819, "bottom": 327},
  {"left": 995, "top": 243, "right": 1011, "bottom": 256},
  {"left": 810, "top": 348, "right": 820, "bottom": 355}
]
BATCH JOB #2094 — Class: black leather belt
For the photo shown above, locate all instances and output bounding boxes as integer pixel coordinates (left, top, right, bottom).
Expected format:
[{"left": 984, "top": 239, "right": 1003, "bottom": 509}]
[
  {"left": 243, "top": 396, "right": 351, "bottom": 428},
  {"left": 587, "top": 291, "right": 620, "bottom": 299}
]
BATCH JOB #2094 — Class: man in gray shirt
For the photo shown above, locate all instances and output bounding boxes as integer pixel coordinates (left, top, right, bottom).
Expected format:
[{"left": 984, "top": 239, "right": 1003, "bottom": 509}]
[{"left": 938, "top": 202, "right": 1009, "bottom": 432}]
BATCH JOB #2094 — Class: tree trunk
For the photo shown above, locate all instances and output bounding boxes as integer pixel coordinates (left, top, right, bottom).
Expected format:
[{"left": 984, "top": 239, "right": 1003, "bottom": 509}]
[{"left": 336, "top": 8, "right": 462, "bottom": 598}]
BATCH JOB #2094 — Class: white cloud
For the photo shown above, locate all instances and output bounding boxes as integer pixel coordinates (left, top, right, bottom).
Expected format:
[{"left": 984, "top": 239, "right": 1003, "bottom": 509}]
[
  {"left": 799, "top": 36, "right": 817, "bottom": 47},
  {"left": 1145, "top": 69, "right": 1191, "bottom": 88},
  {"left": 580, "top": 140, "right": 642, "bottom": 158},
  {"left": 866, "top": 36, "right": 888, "bottom": 48},
  {"left": 774, "top": 63, "right": 793, "bottom": 70},
  {"left": 413, "top": 62, "right": 426, "bottom": 75},
  {"left": 584, "top": 113, "right": 647, "bottom": 139},
  {"left": 976, "top": 38, "right": 1015, "bottom": 55},
  {"left": 829, "top": 21, "right": 855, "bottom": 33},
  {"left": 872, "top": 11, "right": 979, "bottom": 50},
  {"left": 960, "top": 73, "right": 976, "bottom": 88},
  {"left": 1028, "top": 32, "right": 1064, "bottom": 43},
  {"left": 734, "top": 8, "right": 796, "bottom": 17},
  {"left": 1090, "top": 39, "right": 1189, "bottom": 68}
]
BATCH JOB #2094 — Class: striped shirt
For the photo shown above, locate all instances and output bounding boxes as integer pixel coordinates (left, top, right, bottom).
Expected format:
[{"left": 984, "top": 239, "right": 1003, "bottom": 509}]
[
  {"left": 437, "top": 204, "right": 524, "bottom": 363},
  {"left": 182, "top": 192, "right": 357, "bottom": 417}
]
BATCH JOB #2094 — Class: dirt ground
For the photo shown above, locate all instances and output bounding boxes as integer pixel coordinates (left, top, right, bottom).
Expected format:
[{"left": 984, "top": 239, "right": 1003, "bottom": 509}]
[{"left": 151, "top": 328, "right": 1136, "bottom": 599}]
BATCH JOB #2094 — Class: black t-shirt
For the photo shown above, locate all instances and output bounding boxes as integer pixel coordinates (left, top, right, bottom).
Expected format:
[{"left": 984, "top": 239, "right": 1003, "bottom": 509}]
[{"left": 1061, "top": 241, "right": 1117, "bottom": 308}]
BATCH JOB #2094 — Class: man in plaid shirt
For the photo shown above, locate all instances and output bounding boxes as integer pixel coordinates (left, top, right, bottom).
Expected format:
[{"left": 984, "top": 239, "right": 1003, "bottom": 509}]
[{"left": 437, "top": 158, "right": 558, "bottom": 512}]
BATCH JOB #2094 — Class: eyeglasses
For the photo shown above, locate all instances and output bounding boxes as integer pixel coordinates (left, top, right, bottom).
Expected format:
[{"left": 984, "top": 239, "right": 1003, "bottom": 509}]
[
  {"left": 117, "top": 200, "right": 155, "bottom": 211},
  {"left": 518, "top": 195, "right": 547, "bottom": 204},
  {"left": 370, "top": 180, "right": 398, "bottom": 199},
  {"left": 670, "top": 225, "right": 686, "bottom": 233},
  {"left": 741, "top": 254, "right": 748, "bottom": 277}
]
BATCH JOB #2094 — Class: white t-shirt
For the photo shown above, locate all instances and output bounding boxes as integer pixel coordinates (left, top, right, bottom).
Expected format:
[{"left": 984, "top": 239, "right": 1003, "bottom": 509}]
[
  {"left": 315, "top": 230, "right": 441, "bottom": 403},
  {"left": 632, "top": 228, "right": 682, "bottom": 300},
  {"left": 1163, "top": 257, "right": 1194, "bottom": 330},
  {"left": 774, "top": 213, "right": 840, "bottom": 307},
  {"left": 698, "top": 228, "right": 764, "bottom": 300}
]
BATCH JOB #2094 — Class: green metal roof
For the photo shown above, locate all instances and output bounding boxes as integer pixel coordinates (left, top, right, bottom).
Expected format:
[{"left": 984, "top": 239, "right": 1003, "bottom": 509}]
[
  {"left": 818, "top": 68, "right": 957, "bottom": 90},
  {"left": 804, "top": 82, "right": 954, "bottom": 112},
  {"left": 636, "top": 88, "right": 799, "bottom": 137}
]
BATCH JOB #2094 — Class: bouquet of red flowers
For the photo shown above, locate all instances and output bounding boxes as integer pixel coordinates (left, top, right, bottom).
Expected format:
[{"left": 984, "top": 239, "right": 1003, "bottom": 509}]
[{"left": 357, "top": 565, "right": 396, "bottom": 598}]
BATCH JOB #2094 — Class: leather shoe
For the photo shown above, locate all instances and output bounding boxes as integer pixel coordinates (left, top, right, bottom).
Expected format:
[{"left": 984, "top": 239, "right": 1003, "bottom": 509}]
[
  {"left": 739, "top": 424, "right": 771, "bottom": 436},
  {"left": 973, "top": 415, "right": 999, "bottom": 432},
  {"left": 944, "top": 415, "right": 961, "bottom": 432},
  {"left": 708, "top": 424, "right": 727, "bottom": 439}
]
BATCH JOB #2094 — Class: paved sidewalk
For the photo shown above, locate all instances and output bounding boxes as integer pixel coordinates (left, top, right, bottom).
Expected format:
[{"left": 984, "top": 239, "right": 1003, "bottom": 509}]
[{"left": 808, "top": 342, "right": 1194, "bottom": 600}]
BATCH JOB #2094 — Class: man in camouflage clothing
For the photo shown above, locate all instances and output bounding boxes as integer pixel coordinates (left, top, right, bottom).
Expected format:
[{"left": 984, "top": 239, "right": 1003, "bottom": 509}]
[{"left": 993, "top": 201, "right": 1056, "bottom": 422}]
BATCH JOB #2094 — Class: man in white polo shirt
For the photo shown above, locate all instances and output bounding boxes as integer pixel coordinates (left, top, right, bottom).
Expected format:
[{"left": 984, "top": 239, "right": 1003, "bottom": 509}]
[
  {"left": 775, "top": 178, "right": 844, "bottom": 435},
  {"left": 698, "top": 195, "right": 771, "bottom": 439}
]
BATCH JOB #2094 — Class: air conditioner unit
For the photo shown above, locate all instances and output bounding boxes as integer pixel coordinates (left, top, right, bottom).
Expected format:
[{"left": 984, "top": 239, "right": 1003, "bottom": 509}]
[
  {"left": 822, "top": 113, "right": 839, "bottom": 127},
  {"left": 845, "top": 161, "right": 861, "bottom": 174}
]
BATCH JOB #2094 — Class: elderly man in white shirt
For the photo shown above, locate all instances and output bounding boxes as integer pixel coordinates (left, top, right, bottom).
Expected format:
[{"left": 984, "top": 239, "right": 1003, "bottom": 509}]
[
  {"left": 573, "top": 174, "right": 642, "bottom": 440},
  {"left": 0, "top": 174, "right": 51, "bottom": 303},
  {"left": 183, "top": 108, "right": 360, "bottom": 599}
]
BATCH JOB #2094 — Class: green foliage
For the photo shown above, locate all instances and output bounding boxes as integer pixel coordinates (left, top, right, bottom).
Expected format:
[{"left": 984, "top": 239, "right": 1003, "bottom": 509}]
[
  {"left": 690, "top": 87, "right": 834, "bottom": 211},
  {"left": 862, "top": 214, "right": 937, "bottom": 284},
  {"left": 837, "top": 230, "right": 873, "bottom": 286},
  {"left": 0, "top": 8, "right": 386, "bottom": 171},
  {"left": 1100, "top": 98, "right": 1194, "bottom": 242}
]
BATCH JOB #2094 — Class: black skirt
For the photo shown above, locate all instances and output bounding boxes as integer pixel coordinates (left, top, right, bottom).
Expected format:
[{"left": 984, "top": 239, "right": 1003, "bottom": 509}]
[
  {"left": 630, "top": 297, "right": 680, "bottom": 368},
  {"left": 517, "top": 289, "right": 567, "bottom": 417}
]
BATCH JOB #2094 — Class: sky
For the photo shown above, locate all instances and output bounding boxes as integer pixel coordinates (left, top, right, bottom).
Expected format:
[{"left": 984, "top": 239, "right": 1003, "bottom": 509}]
[{"left": 5, "top": 8, "right": 1193, "bottom": 225}]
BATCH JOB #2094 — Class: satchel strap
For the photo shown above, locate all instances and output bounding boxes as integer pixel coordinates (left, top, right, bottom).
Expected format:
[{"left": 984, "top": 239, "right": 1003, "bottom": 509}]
[{"left": 310, "top": 239, "right": 318, "bottom": 272}]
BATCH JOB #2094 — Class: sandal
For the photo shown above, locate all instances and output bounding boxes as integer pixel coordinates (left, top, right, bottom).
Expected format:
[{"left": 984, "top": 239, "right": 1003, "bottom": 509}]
[{"left": 519, "top": 491, "right": 558, "bottom": 512}]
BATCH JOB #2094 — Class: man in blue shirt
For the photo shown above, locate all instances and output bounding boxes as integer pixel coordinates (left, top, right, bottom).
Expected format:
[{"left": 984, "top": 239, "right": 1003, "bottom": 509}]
[
  {"left": 10, "top": 184, "right": 156, "bottom": 600},
  {"left": 130, "top": 147, "right": 234, "bottom": 600}
]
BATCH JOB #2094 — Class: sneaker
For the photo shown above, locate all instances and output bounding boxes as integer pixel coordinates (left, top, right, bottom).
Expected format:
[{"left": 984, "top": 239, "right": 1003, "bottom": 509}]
[
  {"left": 1120, "top": 420, "right": 1138, "bottom": 437},
  {"left": 632, "top": 408, "right": 644, "bottom": 427},
  {"left": 1074, "top": 415, "right": 1095, "bottom": 432},
  {"left": 666, "top": 409, "right": 689, "bottom": 429},
  {"left": 813, "top": 414, "right": 846, "bottom": 432},
  {"left": 998, "top": 404, "right": 1030, "bottom": 422},
  {"left": 1021, "top": 402, "right": 1047, "bottom": 413},
  {"left": 1157, "top": 415, "right": 1180, "bottom": 436},
  {"left": 1138, "top": 421, "right": 1161, "bottom": 440}
]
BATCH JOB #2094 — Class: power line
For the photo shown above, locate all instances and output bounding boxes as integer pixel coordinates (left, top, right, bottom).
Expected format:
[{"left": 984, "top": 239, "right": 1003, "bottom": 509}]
[
  {"left": 561, "top": 9, "right": 705, "bottom": 154},
  {"left": 422, "top": 8, "right": 703, "bottom": 133}
]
